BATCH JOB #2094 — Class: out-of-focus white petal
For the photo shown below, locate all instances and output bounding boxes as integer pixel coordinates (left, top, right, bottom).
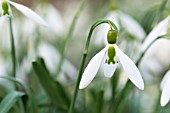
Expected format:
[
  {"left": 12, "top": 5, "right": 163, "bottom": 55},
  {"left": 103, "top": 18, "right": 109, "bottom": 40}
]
[
  {"left": 0, "top": 16, "right": 6, "bottom": 30},
  {"left": 160, "top": 70, "right": 170, "bottom": 90},
  {"left": 104, "top": 63, "right": 117, "bottom": 77},
  {"left": 105, "top": 11, "right": 120, "bottom": 28},
  {"left": 0, "top": 1, "right": 2, "bottom": 14},
  {"left": 9, "top": 1, "right": 48, "bottom": 26},
  {"left": 161, "top": 70, "right": 170, "bottom": 106},
  {"left": 119, "top": 11, "right": 146, "bottom": 40},
  {"left": 62, "top": 59, "right": 77, "bottom": 78},
  {"left": 142, "top": 15, "right": 170, "bottom": 51},
  {"left": 79, "top": 47, "right": 107, "bottom": 89},
  {"left": 114, "top": 44, "right": 144, "bottom": 90},
  {"left": 38, "top": 42, "right": 60, "bottom": 74},
  {"left": 36, "top": 4, "right": 65, "bottom": 37},
  {"left": 0, "top": 56, "right": 7, "bottom": 75}
]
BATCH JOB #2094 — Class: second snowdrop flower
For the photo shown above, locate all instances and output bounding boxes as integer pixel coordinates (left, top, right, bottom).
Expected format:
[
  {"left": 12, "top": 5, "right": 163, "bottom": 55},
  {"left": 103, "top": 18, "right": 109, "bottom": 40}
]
[
  {"left": 79, "top": 29, "right": 144, "bottom": 90},
  {"left": 0, "top": 0, "right": 47, "bottom": 26},
  {"left": 160, "top": 70, "right": 170, "bottom": 106}
]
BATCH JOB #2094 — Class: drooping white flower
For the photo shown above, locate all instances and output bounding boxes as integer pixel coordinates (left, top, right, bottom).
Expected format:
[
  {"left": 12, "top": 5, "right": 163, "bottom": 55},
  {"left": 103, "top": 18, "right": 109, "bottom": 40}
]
[
  {"left": 94, "top": 11, "right": 146, "bottom": 45},
  {"left": 142, "top": 15, "right": 170, "bottom": 51},
  {"left": 79, "top": 29, "right": 144, "bottom": 90},
  {"left": 160, "top": 70, "right": 170, "bottom": 106},
  {"left": 0, "top": 0, "right": 47, "bottom": 26}
]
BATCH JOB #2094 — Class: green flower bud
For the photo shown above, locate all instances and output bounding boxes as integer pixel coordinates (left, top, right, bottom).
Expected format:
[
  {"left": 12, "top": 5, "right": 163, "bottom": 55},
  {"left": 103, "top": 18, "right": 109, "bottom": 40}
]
[
  {"left": 107, "top": 45, "right": 116, "bottom": 64},
  {"left": 107, "top": 29, "right": 117, "bottom": 44},
  {"left": 2, "top": 0, "right": 9, "bottom": 15}
]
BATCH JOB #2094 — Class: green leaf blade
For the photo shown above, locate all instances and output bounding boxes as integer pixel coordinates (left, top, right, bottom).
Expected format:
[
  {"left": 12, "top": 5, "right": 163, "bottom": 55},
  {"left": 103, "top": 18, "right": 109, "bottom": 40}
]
[
  {"left": 32, "top": 60, "right": 69, "bottom": 111},
  {"left": 0, "top": 91, "right": 24, "bottom": 113}
]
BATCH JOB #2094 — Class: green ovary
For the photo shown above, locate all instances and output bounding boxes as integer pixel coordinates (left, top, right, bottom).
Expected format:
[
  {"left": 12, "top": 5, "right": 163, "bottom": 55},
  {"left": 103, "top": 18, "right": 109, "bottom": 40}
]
[
  {"left": 107, "top": 46, "right": 116, "bottom": 64},
  {"left": 107, "top": 29, "right": 117, "bottom": 44},
  {"left": 2, "top": 0, "right": 9, "bottom": 15}
]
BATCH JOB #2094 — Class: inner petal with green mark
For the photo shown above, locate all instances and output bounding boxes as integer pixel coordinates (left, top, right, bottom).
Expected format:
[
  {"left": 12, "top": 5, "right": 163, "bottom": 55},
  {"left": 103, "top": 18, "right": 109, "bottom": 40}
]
[{"left": 107, "top": 45, "right": 116, "bottom": 64}]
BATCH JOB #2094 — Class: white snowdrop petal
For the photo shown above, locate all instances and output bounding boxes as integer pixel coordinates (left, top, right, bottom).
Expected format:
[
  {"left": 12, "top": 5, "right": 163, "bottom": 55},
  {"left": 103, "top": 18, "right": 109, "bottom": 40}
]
[
  {"left": 119, "top": 11, "right": 146, "bottom": 40},
  {"left": 9, "top": 1, "right": 48, "bottom": 26},
  {"left": 104, "top": 63, "right": 117, "bottom": 78},
  {"left": 0, "top": 16, "right": 6, "bottom": 30},
  {"left": 160, "top": 70, "right": 170, "bottom": 90},
  {"left": 79, "top": 47, "right": 107, "bottom": 89},
  {"left": 142, "top": 16, "right": 170, "bottom": 51},
  {"left": 161, "top": 71, "right": 170, "bottom": 106},
  {"left": 114, "top": 45, "right": 144, "bottom": 90}
]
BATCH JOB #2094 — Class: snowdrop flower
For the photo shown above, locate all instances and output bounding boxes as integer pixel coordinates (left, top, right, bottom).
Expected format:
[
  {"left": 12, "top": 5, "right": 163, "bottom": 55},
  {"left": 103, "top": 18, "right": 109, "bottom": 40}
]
[
  {"left": 36, "top": 3, "right": 65, "bottom": 37},
  {"left": 0, "top": 0, "right": 47, "bottom": 26},
  {"left": 160, "top": 70, "right": 170, "bottom": 106},
  {"left": 142, "top": 15, "right": 170, "bottom": 51},
  {"left": 79, "top": 29, "right": 144, "bottom": 90},
  {"left": 94, "top": 11, "right": 146, "bottom": 45}
]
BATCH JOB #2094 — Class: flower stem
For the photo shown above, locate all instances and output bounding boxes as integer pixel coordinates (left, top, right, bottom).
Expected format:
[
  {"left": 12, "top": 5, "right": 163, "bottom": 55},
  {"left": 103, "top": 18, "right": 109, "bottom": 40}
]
[
  {"left": 55, "top": 0, "right": 87, "bottom": 76},
  {"left": 9, "top": 17, "right": 16, "bottom": 78},
  {"left": 68, "top": 19, "right": 117, "bottom": 113},
  {"left": 9, "top": 17, "right": 25, "bottom": 113}
]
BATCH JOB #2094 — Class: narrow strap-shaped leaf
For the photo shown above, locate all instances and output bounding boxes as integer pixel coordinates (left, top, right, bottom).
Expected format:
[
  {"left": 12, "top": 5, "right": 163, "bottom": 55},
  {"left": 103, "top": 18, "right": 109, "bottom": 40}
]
[
  {"left": 37, "top": 57, "right": 70, "bottom": 104},
  {"left": 32, "top": 60, "right": 69, "bottom": 110},
  {"left": 0, "top": 91, "right": 24, "bottom": 113},
  {"left": 0, "top": 76, "right": 38, "bottom": 113},
  {"left": 0, "top": 76, "right": 29, "bottom": 94},
  {"left": 93, "top": 90, "right": 104, "bottom": 113}
]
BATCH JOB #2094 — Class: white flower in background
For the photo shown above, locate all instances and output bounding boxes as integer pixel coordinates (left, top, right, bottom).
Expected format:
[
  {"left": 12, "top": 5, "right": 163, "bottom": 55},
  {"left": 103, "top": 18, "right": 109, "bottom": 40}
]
[
  {"left": 36, "top": 3, "right": 65, "bottom": 37},
  {"left": 0, "top": 56, "right": 7, "bottom": 75},
  {"left": 0, "top": 0, "right": 47, "bottom": 26},
  {"left": 142, "top": 15, "right": 170, "bottom": 51},
  {"left": 38, "top": 42, "right": 77, "bottom": 82},
  {"left": 160, "top": 70, "right": 170, "bottom": 106},
  {"left": 79, "top": 29, "right": 144, "bottom": 90},
  {"left": 94, "top": 11, "right": 146, "bottom": 45},
  {"left": 139, "top": 39, "right": 170, "bottom": 81}
]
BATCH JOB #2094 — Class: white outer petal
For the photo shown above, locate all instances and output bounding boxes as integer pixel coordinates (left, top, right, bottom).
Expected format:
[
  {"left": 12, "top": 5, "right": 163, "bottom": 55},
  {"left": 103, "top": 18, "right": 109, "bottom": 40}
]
[
  {"left": 9, "top": 1, "right": 48, "bottom": 26},
  {"left": 0, "top": 16, "right": 6, "bottom": 30},
  {"left": 160, "top": 70, "right": 170, "bottom": 90},
  {"left": 119, "top": 11, "right": 146, "bottom": 40},
  {"left": 142, "top": 15, "right": 170, "bottom": 51},
  {"left": 104, "top": 63, "right": 117, "bottom": 78},
  {"left": 79, "top": 47, "right": 107, "bottom": 89},
  {"left": 161, "top": 70, "right": 170, "bottom": 106},
  {"left": 114, "top": 45, "right": 144, "bottom": 90}
]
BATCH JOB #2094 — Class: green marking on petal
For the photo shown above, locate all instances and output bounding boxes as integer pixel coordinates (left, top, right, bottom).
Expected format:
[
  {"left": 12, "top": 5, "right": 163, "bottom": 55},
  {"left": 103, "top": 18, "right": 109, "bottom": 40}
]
[
  {"left": 167, "top": 22, "right": 170, "bottom": 35},
  {"left": 2, "top": 0, "right": 9, "bottom": 15},
  {"left": 107, "top": 45, "right": 116, "bottom": 64},
  {"left": 107, "top": 29, "right": 117, "bottom": 44}
]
